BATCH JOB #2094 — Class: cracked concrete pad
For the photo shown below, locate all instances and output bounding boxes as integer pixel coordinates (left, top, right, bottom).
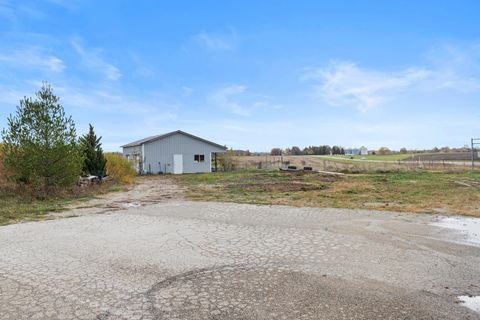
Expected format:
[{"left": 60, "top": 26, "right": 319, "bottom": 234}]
[{"left": 1, "top": 200, "right": 479, "bottom": 319}]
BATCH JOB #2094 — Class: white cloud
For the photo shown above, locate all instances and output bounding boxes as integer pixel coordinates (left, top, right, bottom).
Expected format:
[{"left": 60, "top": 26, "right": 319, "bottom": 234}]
[
  {"left": 16, "top": 79, "right": 176, "bottom": 116},
  {"left": 0, "top": 85, "right": 30, "bottom": 105},
  {"left": 17, "top": 4, "right": 46, "bottom": 19},
  {"left": 56, "top": 87, "right": 160, "bottom": 115},
  {"left": 182, "top": 86, "right": 194, "bottom": 97},
  {"left": 193, "top": 29, "right": 236, "bottom": 51},
  {"left": 129, "top": 52, "right": 154, "bottom": 77},
  {"left": 210, "top": 85, "right": 283, "bottom": 116},
  {"left": 71, "top": 38, "right": 121, "bottom": 81},
  {"left": 304, "top": 44, "right": 480, "bottom": 112},
  {"left": 0, "top": 0, "right": 15, "bottom": 21},
  {"left": 44, "top": 56, "right": 65, "bottom": 72},
  {"left": 303, "top": 62, "right": 430, "bottom": 112},
  {"left": 209, "top": 84, "right": 250, "bottom": 116},
  {"left": 0, "top": 49, "right": 65, "bottom": 72},
  {"left": 43, "top": 0, "right": 81, "bottom": 10},
  {"left": 0, "top": 0, "right": 66, "bottom": 26},
  {"left": 422, "top": 43, "right": 480, "bottom": 91}
]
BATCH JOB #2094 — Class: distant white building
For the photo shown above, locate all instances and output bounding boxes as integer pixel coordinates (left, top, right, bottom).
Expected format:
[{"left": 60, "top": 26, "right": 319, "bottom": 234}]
[
  {"left": 121, "top": 130, "right": 227, "bottom": 174},
  {"left": 345, "top": 146, "right": 368, "bottom": 156}
]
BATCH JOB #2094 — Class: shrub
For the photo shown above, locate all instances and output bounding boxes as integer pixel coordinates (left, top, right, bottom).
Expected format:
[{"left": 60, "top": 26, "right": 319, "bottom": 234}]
[
  {"left": 0, "top": 143, "right": 6, "bottom": 186},
  {"left": 105, "top": 153, "right": 136, "bottom": 184},
  {"left": 217, "top": 150, "right": 239, "bottom": 171},
  {"left": 270, "top": 148, "right": 282, "bottom": 156},
  {"left": 377, "top": 147, "right": 391, "bottom": 155}
]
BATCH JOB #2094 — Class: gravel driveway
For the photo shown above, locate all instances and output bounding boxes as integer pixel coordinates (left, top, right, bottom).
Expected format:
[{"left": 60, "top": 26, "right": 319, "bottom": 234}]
[{"left": 1, "top": 197, "right": 479, "bottom": 319}]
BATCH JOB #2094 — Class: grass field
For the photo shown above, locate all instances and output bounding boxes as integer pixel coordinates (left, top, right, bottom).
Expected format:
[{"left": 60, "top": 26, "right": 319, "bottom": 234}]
[
  {"left": 0, "top": 184, "right": 124, "bottom": 225},
  {"left": 323, "top": 152, "right": 472, "bottom": 162},
  {"left": 173, "top": 170, "right": 480, "bottom": 217},
  {"left": 0, "top": 196, "right": 79, "bottom": 225}
]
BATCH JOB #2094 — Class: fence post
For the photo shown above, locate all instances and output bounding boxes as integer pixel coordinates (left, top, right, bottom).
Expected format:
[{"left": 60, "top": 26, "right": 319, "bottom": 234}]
[{"left": 472, "top": 138, "right": 475, "bottom": 171}]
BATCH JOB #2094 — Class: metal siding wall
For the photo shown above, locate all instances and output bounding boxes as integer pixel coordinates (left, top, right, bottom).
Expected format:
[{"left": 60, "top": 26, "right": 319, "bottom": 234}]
[
  {"left": 143, "top": 133, "right": 225, "bottom": 174},
  {"left": 122, "top": 145, "right": 143, "bottom": 173}
]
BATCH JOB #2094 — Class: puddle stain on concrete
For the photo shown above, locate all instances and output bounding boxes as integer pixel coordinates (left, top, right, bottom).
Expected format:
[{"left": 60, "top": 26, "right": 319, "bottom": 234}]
[
  {"left": 458, "top": 296, "right": 480, "bottom": 313},
  {"left": 432, "top": 217, "right": 480, "bottom": 246},
  {"left": 121, "top": 202, "right": 142, "bottom": 208}
]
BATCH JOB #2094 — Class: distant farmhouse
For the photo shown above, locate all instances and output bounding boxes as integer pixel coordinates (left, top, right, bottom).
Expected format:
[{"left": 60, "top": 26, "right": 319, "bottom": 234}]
[
  {"left": 344, "top": 146, "right": 368, "bottom": 156},
  {"left": 121, "top": 130, "right": 227, "bottom": 174}
]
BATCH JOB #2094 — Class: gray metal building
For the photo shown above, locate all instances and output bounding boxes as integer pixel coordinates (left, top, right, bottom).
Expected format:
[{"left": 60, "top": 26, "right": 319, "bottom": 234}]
[
  {"left": 344, "top": 146, "right": 369, "bottom": 156},
  {"left": 121, "top": 130, "right": 227, "bottom": 174}
]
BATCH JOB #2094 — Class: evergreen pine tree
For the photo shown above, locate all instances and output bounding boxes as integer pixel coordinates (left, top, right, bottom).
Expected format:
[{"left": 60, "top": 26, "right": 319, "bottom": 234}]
[
  {"left": 79, "top": 124, "right": 107, "bottom": 177},
  {"left": 1, "top": 83, "right": 83, "bottom": 193}
]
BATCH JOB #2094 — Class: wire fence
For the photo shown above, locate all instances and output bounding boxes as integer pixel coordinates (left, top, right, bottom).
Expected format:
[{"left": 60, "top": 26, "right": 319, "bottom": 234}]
[{"left": 231, "top": 156, "right": 476, "bottom": 173}]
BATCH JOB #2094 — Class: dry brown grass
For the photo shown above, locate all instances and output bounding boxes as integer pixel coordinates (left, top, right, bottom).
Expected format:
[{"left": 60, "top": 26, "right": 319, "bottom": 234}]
[
  {"left": 233, "top": 155, "right": 472, "bottom": 172},
  {"left": 0, "top": 181, "right": 123, "bottom": 225},
  {"left": 173, "top": 170, "right": 480, "bottom": 217},
  {"left": 105, "top": 153, "right": 136, "bottom": 184},
  {"left": 0, "top": 143, "right": 5, "bottom": 187}
]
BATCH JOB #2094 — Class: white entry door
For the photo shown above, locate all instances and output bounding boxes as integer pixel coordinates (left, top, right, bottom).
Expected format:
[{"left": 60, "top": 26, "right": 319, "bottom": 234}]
[{"left": 173, "top": 154, "right": 183, "bottom": 174}]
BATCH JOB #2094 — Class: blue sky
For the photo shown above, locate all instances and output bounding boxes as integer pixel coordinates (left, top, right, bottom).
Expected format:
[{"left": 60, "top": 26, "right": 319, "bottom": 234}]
[{"left": 1, "top": 1, "right": 479, "bottom": 151}]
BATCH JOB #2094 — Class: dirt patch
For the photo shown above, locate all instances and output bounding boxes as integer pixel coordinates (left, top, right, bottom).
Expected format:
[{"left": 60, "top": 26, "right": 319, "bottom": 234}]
[
  {"left": 225, "top": 182, "right": 328, "bottom": 192},
  {"left": 49, "top": 175, "right": 186, "bottom": 219},
  {"left": 283, "top": 170, "right": 341, "bottom": 182},
  {"left": 219, "top": 171, "right": 340, "bottom": 192},
  {"left": 223, "top": 171, "right": 341, "bottom": 183},
  {"left": 175, "top": 170, "right": 480, "bottom": 217}
]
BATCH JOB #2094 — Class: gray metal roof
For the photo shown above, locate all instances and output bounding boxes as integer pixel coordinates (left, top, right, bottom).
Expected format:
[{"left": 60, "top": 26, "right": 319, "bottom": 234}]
[{"left": 121, "top": 130, "right": 227, "bottom": 150}]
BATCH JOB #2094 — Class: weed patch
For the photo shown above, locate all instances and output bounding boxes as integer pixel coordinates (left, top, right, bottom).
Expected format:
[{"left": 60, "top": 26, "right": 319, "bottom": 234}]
[{"left": 174, "top": 170, "right": 480, "bottom": 216}]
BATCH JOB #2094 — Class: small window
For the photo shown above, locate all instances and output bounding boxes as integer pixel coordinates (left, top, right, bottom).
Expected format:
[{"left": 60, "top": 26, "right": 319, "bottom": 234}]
[{"left": 194, "top": 154, "right": 205, "bottom": 162}]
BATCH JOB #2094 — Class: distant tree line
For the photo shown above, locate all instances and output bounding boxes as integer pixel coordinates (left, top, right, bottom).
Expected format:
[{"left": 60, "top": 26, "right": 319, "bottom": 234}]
[
  {"left": 230, "top": 149, "right": 252, "bottom": 156},
  {"left": 222, "top": 145, "right": 472, "bottom": 158},
  {"left": 270, "top": 145, "right": 345, "bottom": 156},
  {"left": 268, "top": 145, "right": 473, "bottom": 157},
  {"left": 395, "top": 146, "right": 471, "bottom": 154},
  {"left": 230, "top": 145, "right": 473, "bottom": 158},
  {"left": 430, "top": 146, "right": 470, "bottom": 153}
]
